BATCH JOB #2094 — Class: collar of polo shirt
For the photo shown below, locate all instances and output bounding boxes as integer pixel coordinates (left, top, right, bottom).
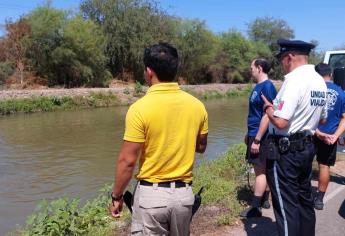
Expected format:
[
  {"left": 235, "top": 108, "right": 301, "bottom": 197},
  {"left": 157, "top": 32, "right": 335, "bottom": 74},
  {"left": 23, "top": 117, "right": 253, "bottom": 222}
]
[{"left": 147, "top": 82, "right": 180, "bottom": 93}]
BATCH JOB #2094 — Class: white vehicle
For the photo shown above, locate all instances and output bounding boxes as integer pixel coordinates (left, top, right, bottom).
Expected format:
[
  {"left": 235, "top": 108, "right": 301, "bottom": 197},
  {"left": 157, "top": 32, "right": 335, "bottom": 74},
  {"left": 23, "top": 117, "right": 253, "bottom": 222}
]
[{"left": 323, "top": 50, "right": 345, "bottom": 152}]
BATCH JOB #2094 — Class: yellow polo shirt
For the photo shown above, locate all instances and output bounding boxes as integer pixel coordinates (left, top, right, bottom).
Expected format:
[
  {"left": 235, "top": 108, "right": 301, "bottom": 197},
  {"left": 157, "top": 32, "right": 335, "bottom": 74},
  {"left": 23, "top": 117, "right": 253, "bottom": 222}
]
[{"left": 123, "top": 83, "right": 208, "bottom": 182}]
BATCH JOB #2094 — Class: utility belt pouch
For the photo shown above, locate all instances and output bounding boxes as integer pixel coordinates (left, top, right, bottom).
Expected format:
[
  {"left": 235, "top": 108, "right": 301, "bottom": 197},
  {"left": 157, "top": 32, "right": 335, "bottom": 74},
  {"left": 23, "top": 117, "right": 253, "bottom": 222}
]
[
  {"left": 261, "top": 137, "right": 280, "bottom": 161},
  {"left": 278, "top": 137, "right": 290, "bottom": 153},
  {"left": 290, "top": 139, "right": 305, "bottom": 152}
]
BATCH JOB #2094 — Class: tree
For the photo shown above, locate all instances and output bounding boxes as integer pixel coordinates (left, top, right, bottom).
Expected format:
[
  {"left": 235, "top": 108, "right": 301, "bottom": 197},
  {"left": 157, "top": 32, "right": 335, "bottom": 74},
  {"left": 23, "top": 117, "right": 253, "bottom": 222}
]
[
  {"left": 27, "top": 6, "right": 66, "bottom": 84},
  {"left": 81, "top": 0, "right": 176, "bottom": 82},
  {"left": 0, "top": 37, "right": 14, "bottom": 84},
  {"left": 248, "top": 17, "right": 294, "bottom": 51},
  {"left": 219, "top": 30, "right": 271, "bottom": 83},
  {"left": 309, "top": 40, "right": 323, "bottom": 65},
  {"left": 3, "top": 18, "right": 31, "bottom": 84},
  {"left": 27, "top": 6, "right": 110, "bottom": 87},
  {"left": 50, "top": 15, "right": 111, "bottom": 87},
  {"left": 173, "top": 19, "right": 218, "bottom": 84}
]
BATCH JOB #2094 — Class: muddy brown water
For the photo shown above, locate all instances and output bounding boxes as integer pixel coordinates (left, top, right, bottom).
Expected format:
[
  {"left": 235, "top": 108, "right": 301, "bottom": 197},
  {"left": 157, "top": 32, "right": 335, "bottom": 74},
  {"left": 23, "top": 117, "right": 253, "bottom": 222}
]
[{"left": 0, "top": 97, "right": 248, "bottom": 234}]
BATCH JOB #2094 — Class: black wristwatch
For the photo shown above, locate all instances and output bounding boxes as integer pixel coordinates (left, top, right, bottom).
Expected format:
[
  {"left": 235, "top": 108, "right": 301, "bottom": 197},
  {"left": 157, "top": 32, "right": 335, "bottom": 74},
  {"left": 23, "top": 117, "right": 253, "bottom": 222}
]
[
  {"left": 111, "top": 192, "right": 123, "bottom": 205},
  {"left": 253, "top": 138, "right": 261, "bottom": 144}
]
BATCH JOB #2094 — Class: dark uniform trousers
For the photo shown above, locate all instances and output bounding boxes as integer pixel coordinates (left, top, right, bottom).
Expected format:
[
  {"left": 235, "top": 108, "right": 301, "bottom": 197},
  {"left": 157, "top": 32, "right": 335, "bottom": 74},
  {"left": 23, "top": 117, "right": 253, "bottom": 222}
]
[{"left": 266, "top": 141, "right": 316, "bottom": 236}]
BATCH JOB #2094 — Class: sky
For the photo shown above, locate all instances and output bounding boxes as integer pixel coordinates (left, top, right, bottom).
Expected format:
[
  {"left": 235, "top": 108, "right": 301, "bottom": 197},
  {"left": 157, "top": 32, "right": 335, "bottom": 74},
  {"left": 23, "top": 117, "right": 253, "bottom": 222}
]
[{"left": 0, "top": 0, "right": 344, "bottom": 52}]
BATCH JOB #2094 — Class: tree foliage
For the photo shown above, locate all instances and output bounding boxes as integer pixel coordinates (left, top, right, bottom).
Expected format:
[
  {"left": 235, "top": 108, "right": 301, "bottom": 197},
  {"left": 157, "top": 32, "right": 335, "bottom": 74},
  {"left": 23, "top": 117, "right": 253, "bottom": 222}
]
[
  {"left": 0, "top": 18, "right": 30, "bottom": 84},
  {"left": 173, "top": 19, "right": 218, "bottom": 84},
  {"left": 26, "top": 6, "right": 110, "bottom": 87},
  {"left": 0, "top": 2, "right": 322, "bottom": 87},
  {"left": 81, "top": 0, "right": 175, "bottom": 82},
  {"left": 309, "top": 40, "right": 323, "bottom": 65},
  {"left": 248, "top": 16, "right": 294, "bottom": 51},
  {"left": 220, "top": 30, "right": 271, "bottom": 83}
]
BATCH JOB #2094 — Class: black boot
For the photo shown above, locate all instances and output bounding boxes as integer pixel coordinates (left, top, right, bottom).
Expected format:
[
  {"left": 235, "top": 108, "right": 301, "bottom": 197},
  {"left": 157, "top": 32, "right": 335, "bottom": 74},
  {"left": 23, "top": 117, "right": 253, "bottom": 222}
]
[
  {"left": 261, "top": 191, "right": 271, "bottom": 209},
  {"left": 240, "top": 206, "right": 262, "bottom": 218},
  {"left": 314, "top": 191, "right": 325, "bottom": 210},
  {"left": 240, "top": 195, "right": 262, "bottom": 218}
]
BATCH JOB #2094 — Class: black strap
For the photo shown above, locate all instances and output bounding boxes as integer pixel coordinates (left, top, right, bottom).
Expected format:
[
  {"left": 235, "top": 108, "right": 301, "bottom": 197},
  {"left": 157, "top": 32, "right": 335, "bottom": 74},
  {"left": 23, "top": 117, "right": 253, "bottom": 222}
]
[{"left": 139, "top": 180, "right": 191, "bottom": 188}]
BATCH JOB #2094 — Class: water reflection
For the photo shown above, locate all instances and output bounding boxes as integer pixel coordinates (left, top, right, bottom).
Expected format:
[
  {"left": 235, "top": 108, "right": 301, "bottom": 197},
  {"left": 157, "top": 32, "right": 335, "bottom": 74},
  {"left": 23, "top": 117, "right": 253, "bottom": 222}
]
[{"left": 0, "top": 97, "right": 248, "bottom": 234}]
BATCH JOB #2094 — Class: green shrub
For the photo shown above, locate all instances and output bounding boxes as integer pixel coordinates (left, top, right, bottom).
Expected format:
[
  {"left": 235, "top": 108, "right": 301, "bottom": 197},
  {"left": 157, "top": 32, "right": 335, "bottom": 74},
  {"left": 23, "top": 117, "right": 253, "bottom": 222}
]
[
  {"left": 0, "top": 93, "right": 119, "bottom": 115},
  {"left": 193, "top": 144, "right": 249, "bottom": 224},
  {"left": 0, "top": 61, "right": 14, "bottom": 83},
  {"left": 134, "top": 81, "right": 143, "bottom": 95},
  {"left": 231, "top": 71, "right": 245, "bottom": 84},
  {"left": 226, "top": 85, "right": 252, "bottom": 97},
  {"left": 123, "top": 87, "right": 130, "bottom": 95},
  {"left": 21, "top": 186, "right": 130, "bottom": 236},
  {"left": 202, "top": 91, "right": 223, "bottom": 100}
]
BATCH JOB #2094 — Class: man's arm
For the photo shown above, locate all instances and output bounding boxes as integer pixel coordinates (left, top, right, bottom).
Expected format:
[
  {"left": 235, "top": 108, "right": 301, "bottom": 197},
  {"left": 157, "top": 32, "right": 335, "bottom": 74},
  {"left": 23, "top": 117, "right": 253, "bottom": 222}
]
[
  {"left": 265, "top": 106, "right": 289, "bottom": 129},
  {"left": 110, "top": 141, "right": 143, "bottom": 217},
  {"left": 251, "top": 114, "right": 269, "bottom": 154},
  {"left": 261, "top": 94, "right": 289, "bottom": 129},
  {"left": 315, "top": 128, "right": 331, "bottom": 144},
  {"left": 330, "top": 113, "right": 345, "bottom": 144},
  {"left": 256, "top": 114, "right": 269, "bottom": 141},
  {"left": 196, "top": 133, "right": 208, "bottom": 153},
  {"left": 112, "top": 141, "right": 143, "bottom": 196}
]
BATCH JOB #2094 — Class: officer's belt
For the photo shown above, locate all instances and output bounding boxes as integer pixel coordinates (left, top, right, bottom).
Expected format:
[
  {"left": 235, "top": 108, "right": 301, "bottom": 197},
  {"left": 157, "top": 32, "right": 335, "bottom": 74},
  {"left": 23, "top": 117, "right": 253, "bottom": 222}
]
[
  {"left": 270, "top": 134, "right": 313, "bottom": 142},
  {"left": 267, "top": 132, "right": 313, "bottom": 153},
  {"left": 139, "top": 180, "right": 192, "bottom": 188}
]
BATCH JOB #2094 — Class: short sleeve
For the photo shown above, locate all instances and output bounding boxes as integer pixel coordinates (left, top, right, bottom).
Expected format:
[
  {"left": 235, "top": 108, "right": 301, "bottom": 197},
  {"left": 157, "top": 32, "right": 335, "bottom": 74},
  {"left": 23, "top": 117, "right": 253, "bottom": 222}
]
[
  {"left": 200, "top": 107, "right": 209, "bottom": 135},
  {"left": 263, "top": 82, "right": 277, "bottom": 103},
  {"left": 123, "top": 105, "right": 145, "bottom": 142},
  {"left": 273, "top": 81, "right": 299, "bottom": 120},
  {"left": 320, "top": 102, "right": 328, "bottom": 120}
]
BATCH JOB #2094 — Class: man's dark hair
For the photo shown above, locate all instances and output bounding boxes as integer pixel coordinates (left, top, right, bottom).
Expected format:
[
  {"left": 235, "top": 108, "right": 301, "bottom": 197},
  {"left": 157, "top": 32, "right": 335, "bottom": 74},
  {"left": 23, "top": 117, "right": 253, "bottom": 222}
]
[
  {"left": 254, "top": 58, "right": 271, "bottom": 74},
  {"left": 315, "top": 63, "right": 332, "bottom": 77},
  {"left": 143, "top": 42, "right": 178, "bottom": 82}
]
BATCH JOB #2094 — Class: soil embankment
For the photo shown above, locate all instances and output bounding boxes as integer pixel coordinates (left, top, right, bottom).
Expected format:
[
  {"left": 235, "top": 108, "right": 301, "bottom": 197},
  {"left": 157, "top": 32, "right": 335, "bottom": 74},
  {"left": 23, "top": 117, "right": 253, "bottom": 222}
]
[{"left": 0, "top": 81, "right": 282, "bottom": 103}]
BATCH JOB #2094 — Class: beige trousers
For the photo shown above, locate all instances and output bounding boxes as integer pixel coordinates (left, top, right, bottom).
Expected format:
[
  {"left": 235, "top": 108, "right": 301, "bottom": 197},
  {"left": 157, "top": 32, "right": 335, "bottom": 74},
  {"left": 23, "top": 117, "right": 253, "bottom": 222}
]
[{"left": 131, "top": 182, "right": 194, "bottom": 236}]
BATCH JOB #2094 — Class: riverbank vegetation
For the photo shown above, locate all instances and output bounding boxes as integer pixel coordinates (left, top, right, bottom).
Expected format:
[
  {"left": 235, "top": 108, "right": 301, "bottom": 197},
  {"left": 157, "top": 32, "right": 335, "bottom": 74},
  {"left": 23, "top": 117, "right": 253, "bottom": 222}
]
[
  {"left": 14, "top": 144, "right": 249, "bottom": 236},
  {"left": 202, "top": 85, "right": 252, "bottom": 100},
  {"left": 0, "top": 0, "right": 325, "bottom": 89},
  {"left": 0, "top": 92, "right": 120, "bottom": 115},
  {"left": 0, "top": 84, "right": 253, "bottom": 115}
]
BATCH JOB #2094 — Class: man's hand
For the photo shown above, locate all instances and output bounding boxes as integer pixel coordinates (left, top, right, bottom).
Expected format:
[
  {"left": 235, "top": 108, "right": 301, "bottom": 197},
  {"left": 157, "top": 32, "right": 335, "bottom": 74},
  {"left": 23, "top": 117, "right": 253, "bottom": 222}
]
[
  {"left": 316, "top": 130, "right": 328, "bottom": 143},
  {"left": 109, "top": 199, "right": 123, "bottom": 218},
  {"left": 261, "top": 94, "right": 273, "bottom": 112},
  {"left": 316, "top": 129, "right": 334, "bottom": 145},
  {"left": 250, "top": 142, "right": 260, "bottom": 154},
  {"left": 328, "top": 134, "right": 339, "bottom": 145},
  {"left": 261, "top": 94, "right": 289, "bottom": 129}
]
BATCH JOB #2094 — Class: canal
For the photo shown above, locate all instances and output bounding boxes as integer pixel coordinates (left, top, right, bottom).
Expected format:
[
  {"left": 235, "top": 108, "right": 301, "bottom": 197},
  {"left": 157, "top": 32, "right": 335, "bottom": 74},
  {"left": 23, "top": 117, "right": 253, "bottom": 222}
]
[{"left": 0, "top": 97, "right": 248, "bottom": 234}]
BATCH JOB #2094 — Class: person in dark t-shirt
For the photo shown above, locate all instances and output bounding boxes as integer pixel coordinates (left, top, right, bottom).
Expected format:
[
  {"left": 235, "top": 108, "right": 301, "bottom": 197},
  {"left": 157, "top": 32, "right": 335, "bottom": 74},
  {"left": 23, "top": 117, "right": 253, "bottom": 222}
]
[
  {"left": 241, "top": 58, "right": 277, "bottom": 218},
  {"left": 314, "top": 63, "right": 345, "bottom": 210}
]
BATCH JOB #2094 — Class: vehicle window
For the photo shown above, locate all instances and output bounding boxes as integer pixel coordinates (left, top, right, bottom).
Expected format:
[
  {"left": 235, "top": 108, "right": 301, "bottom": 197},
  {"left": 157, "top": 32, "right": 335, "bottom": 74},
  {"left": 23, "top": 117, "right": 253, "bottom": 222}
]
[{"left": 329, "top": 54, "right": 345, "bottom": 71}]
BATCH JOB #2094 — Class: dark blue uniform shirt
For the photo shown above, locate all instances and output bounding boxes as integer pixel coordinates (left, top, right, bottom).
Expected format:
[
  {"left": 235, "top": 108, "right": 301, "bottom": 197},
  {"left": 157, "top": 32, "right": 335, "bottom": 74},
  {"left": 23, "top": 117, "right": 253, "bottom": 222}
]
[
  {"left": 247, "top": 80, "right": 277, "bottom": 137},
  {"left": 318, "top": 82, "right": 345, "bottom": 134}
]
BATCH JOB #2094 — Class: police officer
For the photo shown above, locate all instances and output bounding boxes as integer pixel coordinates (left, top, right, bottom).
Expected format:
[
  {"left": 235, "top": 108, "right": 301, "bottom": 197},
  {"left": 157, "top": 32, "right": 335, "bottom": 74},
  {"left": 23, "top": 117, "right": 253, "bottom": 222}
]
[
  {"left": 314, "top": 63, "right": 345, "bottom": 210},
  {"left": 261, "top": 39, "right": 328, "bottom": 236}
]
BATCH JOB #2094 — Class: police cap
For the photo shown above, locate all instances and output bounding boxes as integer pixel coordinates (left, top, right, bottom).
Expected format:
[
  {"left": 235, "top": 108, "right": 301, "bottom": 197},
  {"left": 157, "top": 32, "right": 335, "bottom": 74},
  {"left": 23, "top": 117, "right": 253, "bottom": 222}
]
[{"left": 276, "top": 38, "right": 315, "bottom": 59}]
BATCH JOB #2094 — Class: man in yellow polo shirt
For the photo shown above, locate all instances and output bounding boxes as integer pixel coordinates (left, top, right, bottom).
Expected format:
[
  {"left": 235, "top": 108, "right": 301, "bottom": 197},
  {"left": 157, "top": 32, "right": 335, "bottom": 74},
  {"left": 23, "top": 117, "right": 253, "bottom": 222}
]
[{"left": 109, "top": 42, "right": 208, "bottom": 235}]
